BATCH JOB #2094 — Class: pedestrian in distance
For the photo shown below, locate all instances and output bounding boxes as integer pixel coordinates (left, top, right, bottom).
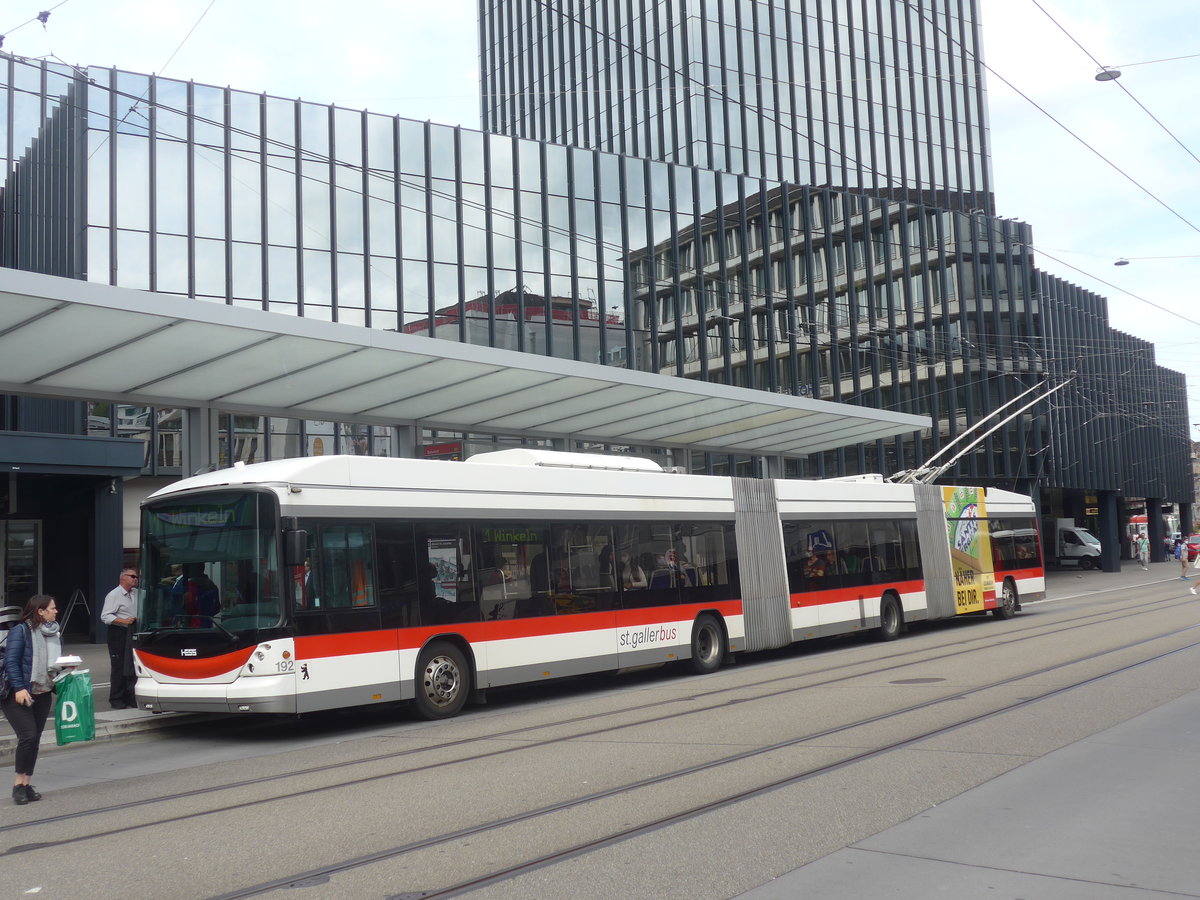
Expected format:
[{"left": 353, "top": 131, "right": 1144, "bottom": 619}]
[
  {"left": 1183, "top": 539, "right": 1200, "bottom": 596},
  {"left": 101, "top": 567, "right": 139, "bottom": 709},
  {"left": 1, "top": 594, "right": 62, "bottom": 805},
  {"left": 1137, "top": 533, "right": 1150, "bottom": 570}
]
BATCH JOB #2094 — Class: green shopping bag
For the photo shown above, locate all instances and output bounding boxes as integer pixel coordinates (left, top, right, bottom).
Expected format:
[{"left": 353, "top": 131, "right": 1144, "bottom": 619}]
[{"left": 55, "top": 669, "right": 96, "bottom": 745}]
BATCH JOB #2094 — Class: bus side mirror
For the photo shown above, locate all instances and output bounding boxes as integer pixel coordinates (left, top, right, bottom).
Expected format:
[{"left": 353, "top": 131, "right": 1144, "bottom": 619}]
[{"left": 284, "top": 530, "right": 308, "bottom": 568}]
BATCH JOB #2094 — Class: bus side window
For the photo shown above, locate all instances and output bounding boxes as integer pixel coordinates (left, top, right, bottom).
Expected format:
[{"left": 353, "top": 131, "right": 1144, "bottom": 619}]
[
  {"left": 783, "top": 520, "right": 838, "bottom": 593},
  {"left": 868, "top": 521, "right": 902, "bottom": 584},
  {"left": 375, "top": 521, "right": 420, "bottom": 628},
  {"left": 1014, "top": 526, "right": 1041, "bottom": 566},
  {"left": 559, "top": 523, "right": 616, "bottom": 612},
  {"left": 674, "top": 522, "right": 738, "bottom": 603},
  {"left": 899, "top": 520, "right": 921, "bottom": 581},
  {"left": 319, "top": 524, "right": 376, "bottom": 609},
  {"left": 991, "top": 529, "right": 1015, "bottom": 571},
  {"left": 834, "top": 521, "right": 872, "bottom": 588},
  {"left": 614, "top": 524, "right": 675, "bottom": 608}
]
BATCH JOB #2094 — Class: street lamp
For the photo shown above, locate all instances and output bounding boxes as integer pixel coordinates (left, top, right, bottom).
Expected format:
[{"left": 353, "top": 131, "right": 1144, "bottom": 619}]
[
  {"left": 1114, "top": 255, "right": 1200, "bottom": 266},
  {"left": 1095, "top": 53, "right": 1200, "bottom": 82}
]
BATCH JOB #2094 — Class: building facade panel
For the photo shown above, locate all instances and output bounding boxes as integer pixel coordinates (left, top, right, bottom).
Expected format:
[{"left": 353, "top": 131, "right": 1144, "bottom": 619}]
[{"left": 481, "top": 0, "right": 994, "bottom": 213}]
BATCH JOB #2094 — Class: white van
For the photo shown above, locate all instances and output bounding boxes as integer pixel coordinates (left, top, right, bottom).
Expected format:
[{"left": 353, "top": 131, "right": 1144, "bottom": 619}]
[{"left": 1054, "top": 520, "right": 1102, "bottom": 569}]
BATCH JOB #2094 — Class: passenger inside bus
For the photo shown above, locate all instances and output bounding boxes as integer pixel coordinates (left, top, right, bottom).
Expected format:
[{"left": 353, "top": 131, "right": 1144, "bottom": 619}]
[
  {"left": 170, "top": 563, "right": 220, "bottom": 626},
  {"left": 618, "top": 551, "right": 646, "bottom": 589},
  {"left": 302, "top": 559, "right": 319, "bottom": 608},
  {"left": 803, "top": 549, "right": 826, "bottom": 578}
]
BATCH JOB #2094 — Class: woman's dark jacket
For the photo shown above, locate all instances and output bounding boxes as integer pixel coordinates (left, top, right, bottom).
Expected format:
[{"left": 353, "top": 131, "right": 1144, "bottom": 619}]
[{"left": 3, "top": 622, "right": 33, "bottom": 692}]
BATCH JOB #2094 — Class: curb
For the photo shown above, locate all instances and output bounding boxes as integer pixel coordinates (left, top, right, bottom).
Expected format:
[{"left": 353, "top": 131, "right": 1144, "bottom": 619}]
[{"left": 0, "top": 712, "right": 200, "bottom": 766}]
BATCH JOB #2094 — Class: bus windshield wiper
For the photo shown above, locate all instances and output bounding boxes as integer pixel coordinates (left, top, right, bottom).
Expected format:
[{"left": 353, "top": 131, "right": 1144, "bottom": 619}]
[
  {"left": 182, "top": 615, "right": 237, "bottom": 642},
  {"left": 160, "top": 619, "right": 237, "bottom": 643}
]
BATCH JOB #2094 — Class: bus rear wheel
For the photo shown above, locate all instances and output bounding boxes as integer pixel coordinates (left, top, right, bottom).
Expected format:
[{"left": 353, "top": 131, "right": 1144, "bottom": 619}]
[
  {"left": 690, "top": 614, "right": 726, "bottom": 674},
  {"left": 993, "top": 579, "right": 1018, "bottom": 619},
  {"left": 415, "top": 641, "right": 471, "bottom": 720},
  {"left": 878, "top": 594, "right": 902, "bottom": 641}
]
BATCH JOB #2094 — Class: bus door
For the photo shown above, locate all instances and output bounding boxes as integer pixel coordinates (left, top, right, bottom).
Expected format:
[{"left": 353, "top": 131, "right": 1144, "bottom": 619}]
[
  {"left": 473, "top": 522, "right": 617, "bottom": 686},
  {"left": 292, "top": 523, "right": 387, "bottom": 712},
  {"left": 414, "top": 521, "right": 488, "bottom": 679},
  {"left": 614, "top": 523, "right": 688, "bottom": 667},
  {"left": 827, "top": 521, "right": 874, "bottom": 632}
]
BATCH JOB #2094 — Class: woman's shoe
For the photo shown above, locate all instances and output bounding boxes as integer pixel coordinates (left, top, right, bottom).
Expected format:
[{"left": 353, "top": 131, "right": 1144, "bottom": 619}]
[
  {"left": 12, "top": 785, "right": 28, "bottom": 805},
  {"left": 23, "top": 784, "right": 41, "bottom": 801}
]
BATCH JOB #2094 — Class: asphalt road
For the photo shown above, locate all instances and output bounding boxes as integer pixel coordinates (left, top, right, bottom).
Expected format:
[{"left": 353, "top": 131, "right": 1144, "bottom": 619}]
[{"left": 3, "top": 564, "right": 1200, "bottom": 898}]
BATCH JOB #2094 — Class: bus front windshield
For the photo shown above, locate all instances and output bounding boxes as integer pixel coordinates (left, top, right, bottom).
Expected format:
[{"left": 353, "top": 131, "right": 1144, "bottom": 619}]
[{"left": 140, "top": 491, "right": 282, "bottom": 633}]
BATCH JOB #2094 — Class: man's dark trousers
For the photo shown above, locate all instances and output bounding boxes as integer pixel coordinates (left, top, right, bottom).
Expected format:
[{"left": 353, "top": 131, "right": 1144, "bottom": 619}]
[{"left": 107, "top": 624, "right": 136, "bottom": 708}]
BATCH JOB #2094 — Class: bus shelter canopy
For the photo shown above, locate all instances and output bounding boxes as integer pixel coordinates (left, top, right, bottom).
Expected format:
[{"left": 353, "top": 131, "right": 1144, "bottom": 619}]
[{"left": 0, "top": 270, "right": 929, "bottom": 458}]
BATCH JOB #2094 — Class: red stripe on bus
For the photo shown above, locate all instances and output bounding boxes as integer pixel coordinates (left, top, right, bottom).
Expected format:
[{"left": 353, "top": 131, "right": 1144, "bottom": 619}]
[
  {"left": 615, "top": 599, "right": 743, "bottom": 628},
  {"left": 1003, "top": 567, "right": 1044, "bottom": 580},
  {"left": 288, "top": 601, "right": 749, "bottom": 656},
  {"left": 790, "top": 579, "right": 925, "bottom": 608},
  {"left": 295, "top": 630, "right": 401, "bottom": 659},
  {"left": 395, "top": 600, "right": 745, "bottom": 647},
  {"left": 136, "top": 646, "right": 256, "bottom": 679}
]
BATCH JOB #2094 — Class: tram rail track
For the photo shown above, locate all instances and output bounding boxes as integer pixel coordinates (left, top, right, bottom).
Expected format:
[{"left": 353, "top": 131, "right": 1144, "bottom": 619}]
[
  {"left": 0, "top": 588, "right": 1191, "bottom": 849},
  {"left": 206, "top": 625, "right": 1200, "bottom": 898},
  {"left": 2, "top": 592, "right": 1196, "bottom": 898}
]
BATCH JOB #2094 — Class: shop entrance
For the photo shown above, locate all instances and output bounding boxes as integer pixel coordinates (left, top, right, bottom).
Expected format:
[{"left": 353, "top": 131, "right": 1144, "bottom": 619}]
[{"left": 0, "top": 519, "right": 41, "bottom": 608}]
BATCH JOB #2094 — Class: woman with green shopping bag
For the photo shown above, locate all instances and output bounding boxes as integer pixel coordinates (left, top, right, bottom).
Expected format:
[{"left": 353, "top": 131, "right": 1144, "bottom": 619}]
[{"left": 1, "top": 595, "right": 62, "bottom": 805}]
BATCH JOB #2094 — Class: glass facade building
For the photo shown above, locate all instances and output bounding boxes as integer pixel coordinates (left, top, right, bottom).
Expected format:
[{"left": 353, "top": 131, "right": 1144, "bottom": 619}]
[
  {"left": 0, "top": 51, "right": 1189, "bottom": 497},
  {"left": 0, "top": 2, "right": 1190, "bottom": 617},
  {"left": 481, "top": 0, "right": 993, "bottom": 213}
]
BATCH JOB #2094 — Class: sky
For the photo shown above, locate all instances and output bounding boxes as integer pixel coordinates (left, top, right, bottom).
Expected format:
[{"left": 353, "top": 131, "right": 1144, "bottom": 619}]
[{"left": 4, "top": 0, "right": 1198, "bottom": 434}]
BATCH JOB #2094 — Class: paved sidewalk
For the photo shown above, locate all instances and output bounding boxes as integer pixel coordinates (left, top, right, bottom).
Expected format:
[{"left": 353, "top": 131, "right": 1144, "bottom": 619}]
[
  {"left": 0, "top": 560, "right": 1191, "bottom": 762},
  {"left": 738, "top": 685, "right": 1200, "bottom": 898},
  {"left": 738, "top": 560, "right": 1200, "bottom": 899}
]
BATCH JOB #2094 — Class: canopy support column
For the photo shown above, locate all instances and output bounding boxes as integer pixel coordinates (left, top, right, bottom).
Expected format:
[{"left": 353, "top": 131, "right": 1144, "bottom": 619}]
[{"left": 182, "top": 407, "right": 221, "bottom": 476}]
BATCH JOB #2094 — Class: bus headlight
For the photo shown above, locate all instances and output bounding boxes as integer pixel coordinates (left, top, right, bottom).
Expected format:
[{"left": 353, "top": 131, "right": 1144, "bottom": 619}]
[{"left": 240, "top": 641, "right": 296, "bottom": 677}]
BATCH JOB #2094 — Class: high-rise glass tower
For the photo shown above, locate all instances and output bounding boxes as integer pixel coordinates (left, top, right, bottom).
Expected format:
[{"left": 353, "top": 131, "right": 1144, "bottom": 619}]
[{"left": 480, "top": 0, "right": 993, "bottom": 213}]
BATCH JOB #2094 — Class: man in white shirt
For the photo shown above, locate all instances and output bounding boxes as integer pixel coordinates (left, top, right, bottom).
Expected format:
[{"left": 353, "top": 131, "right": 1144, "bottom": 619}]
[{"left": 101, "top": 568, "right": 139, "bottom": 709}]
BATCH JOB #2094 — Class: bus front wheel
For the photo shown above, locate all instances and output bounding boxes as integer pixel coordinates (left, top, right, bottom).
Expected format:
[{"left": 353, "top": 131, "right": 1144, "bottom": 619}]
[
  {"left": 415, "top": 641, "right": 471, "bottom": 720},
  {"left": 689, "top": 614, "right": 726, "bottom": 674},
  {"left": 878, "top": 594, "right": 903, "bottom": 641}
]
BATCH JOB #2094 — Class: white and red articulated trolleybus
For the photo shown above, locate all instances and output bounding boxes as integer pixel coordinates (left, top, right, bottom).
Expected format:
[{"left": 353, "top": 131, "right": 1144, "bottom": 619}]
[{"left": 133, "top": 450, "right": 1044, "bottom": 719}]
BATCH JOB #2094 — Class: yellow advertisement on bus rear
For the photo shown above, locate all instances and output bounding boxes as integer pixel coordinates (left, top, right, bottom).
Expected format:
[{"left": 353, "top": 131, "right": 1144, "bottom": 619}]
[{"left": 943, "top": 486, "right": 994, "bottom": 614}]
